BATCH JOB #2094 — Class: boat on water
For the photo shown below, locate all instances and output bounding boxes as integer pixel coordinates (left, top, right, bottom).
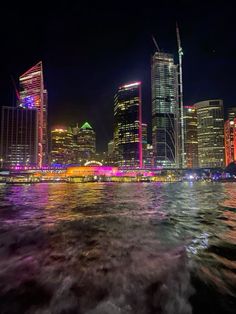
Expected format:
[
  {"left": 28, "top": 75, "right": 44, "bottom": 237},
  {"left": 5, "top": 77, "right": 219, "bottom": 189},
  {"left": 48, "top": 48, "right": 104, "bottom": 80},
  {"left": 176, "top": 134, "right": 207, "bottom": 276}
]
[{"left": 5, "top": 176, "right": 39, "bottom": 184}]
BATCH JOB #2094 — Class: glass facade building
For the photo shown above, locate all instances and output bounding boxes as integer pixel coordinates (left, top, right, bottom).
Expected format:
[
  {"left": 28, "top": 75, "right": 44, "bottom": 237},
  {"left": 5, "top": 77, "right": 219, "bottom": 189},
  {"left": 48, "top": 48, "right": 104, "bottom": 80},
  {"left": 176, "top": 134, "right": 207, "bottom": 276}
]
[
  {"left": 224, "top": 107, "right": 236, "bottom": 166},
  {"left": 76, "top": 122, "right": 96, "bottom": 163},
  {"left": 71, "top": 124, "right": 81, "bottom": 163},
  {"left": 142, "top": 123, "right": 148, "bottom": 168},
  {"left": 19, "top": 61, "right": 48, "bottom": 167},
  {"left": 114, "top": 82, "right": 142, "bottom": 168},
  {"left": 183, "top": 106, "right": 198, "bottom": 168},
  {"left": 0, "top": 107, "right": 38, "bottom": 167},
  {"left": 50, "top": 128, "right": 74, "bottom": 165},
  {"left": 144, "top": 144, "right": 154, "bottom": 168},
  {"left": 195, "top": 100, "right": 225, "bottom": 168},
  {"left": 151, "top": 52, "right": 178, "bottom": 168}
]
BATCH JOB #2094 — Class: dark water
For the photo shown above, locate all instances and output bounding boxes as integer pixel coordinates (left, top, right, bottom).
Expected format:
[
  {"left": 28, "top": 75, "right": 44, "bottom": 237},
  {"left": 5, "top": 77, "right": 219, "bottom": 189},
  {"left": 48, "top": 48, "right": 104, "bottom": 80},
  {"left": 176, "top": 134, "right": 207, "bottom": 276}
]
[{"left": 0, "top": 182, "right": 235, "bottom": 314}]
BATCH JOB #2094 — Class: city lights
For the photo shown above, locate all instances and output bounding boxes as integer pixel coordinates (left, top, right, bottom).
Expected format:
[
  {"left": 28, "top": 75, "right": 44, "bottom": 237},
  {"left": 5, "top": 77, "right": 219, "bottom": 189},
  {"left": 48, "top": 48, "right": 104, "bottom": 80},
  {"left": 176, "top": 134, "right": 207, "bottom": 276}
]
[
  {"left": 114, "top": 82, "right": 143, "bottom": 168},
  {"left": 0, "top": 26, "right": 232, "bottom": 180},
  {"left": 0, "top": 4, "right": 236, "bottom": 314}
]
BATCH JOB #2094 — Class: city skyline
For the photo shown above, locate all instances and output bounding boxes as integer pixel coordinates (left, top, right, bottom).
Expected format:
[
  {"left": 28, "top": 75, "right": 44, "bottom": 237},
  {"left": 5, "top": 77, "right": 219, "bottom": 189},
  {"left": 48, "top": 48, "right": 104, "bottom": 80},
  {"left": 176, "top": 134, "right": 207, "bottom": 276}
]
[
  {"left": 0, "top": 56, "right": 233, "bottom": 170},
  {"left": 0, "top": 2, "right": 236, "bottom": 152}
]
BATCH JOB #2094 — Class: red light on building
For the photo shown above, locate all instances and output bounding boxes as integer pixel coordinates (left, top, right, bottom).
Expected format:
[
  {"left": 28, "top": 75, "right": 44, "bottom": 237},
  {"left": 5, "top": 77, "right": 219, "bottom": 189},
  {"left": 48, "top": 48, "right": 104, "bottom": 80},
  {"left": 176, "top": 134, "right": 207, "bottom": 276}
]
[{"left": 224, "top": 117, "right": 236, "bottom": 166}]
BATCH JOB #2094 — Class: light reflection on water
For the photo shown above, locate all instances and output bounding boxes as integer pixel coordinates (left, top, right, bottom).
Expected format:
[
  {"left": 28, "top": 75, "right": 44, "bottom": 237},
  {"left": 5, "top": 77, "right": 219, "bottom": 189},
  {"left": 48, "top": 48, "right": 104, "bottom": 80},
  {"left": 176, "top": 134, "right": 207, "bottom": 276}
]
[{"left": 0, "top": 182, "right": 235, "bottom": 313}]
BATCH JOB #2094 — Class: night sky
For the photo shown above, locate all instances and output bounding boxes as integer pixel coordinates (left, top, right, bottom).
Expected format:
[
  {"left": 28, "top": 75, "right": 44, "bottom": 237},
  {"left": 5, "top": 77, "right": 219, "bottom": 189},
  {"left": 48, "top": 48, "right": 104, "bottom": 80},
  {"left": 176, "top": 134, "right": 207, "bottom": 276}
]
[{"left": 0, "top": 1, "right": 236, "bottom": 151}]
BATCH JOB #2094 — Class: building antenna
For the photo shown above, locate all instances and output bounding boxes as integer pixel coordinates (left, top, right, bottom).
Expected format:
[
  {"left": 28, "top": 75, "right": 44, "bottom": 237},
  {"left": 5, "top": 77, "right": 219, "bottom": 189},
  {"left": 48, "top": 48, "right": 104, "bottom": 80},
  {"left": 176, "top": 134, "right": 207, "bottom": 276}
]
[
  {"left": 176, "top": 22, "right": 185, "bottom": 168},
  {"left": 151, "top": 35, "right": 160, "bottom": 52},
  {"left": 10, "top": 75, "right": 20, "bottom": 101}
]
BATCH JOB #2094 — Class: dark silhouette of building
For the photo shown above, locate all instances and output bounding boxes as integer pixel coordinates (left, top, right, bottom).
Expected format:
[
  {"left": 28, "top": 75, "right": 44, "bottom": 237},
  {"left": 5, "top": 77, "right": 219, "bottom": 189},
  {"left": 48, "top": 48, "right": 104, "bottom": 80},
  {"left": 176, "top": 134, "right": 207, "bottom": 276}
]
[{"left": 0, "top": 106, "right": 38, "bottom": 168}]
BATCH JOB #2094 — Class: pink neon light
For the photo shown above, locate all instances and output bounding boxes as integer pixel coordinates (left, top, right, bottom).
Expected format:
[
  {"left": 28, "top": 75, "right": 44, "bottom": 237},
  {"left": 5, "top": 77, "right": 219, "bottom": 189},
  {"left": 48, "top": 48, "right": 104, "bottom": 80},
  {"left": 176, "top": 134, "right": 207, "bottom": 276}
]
[
  {"left": 20, "top": 61, "right": 42, "bottom": 78},
  {"left": 138, "top": 84, "right": 143, "bottom": 168},
  {"left": 234, "top": 118, "right": 236, "bottom": 162},
  {"left": 65, "top": 166, "right": 160, "bottom": 177}
]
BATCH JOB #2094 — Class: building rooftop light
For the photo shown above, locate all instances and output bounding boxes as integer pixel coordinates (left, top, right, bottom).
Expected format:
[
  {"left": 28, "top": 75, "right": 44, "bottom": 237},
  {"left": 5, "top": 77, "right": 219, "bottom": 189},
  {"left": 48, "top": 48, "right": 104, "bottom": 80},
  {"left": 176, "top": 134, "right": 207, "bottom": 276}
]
[{"left": 122, "top": 82, "right": 141, "bottom": 89}]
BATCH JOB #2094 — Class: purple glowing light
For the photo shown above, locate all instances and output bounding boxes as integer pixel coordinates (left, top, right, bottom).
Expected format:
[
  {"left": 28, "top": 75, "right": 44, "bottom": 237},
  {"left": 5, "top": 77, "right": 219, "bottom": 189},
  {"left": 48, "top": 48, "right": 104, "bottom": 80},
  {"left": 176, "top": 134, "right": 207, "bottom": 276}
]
[{"left": 23, "top": 96, "right": 35, "bottom": 108}]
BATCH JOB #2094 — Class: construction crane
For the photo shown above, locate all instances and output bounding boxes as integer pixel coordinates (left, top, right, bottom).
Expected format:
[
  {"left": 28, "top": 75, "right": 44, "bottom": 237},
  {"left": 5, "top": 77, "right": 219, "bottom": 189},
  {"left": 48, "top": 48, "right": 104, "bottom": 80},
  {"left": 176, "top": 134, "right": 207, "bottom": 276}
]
[
  {"left": 176, "top": 22, "right": 185, "bottom": 168},
  {"left": 152, "top": 35, "right": 160, "bottom": 52},
  {"left": 10, "top": 75, "right": 20, "bottom": 102}
]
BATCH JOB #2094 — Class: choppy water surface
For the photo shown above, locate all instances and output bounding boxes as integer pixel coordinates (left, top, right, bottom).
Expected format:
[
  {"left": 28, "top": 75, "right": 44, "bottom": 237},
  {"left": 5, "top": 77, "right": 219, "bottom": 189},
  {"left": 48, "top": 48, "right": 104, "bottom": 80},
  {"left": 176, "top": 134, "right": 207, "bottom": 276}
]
[{"left": 0, "top": 182, "right": 236, "bottom": 314}]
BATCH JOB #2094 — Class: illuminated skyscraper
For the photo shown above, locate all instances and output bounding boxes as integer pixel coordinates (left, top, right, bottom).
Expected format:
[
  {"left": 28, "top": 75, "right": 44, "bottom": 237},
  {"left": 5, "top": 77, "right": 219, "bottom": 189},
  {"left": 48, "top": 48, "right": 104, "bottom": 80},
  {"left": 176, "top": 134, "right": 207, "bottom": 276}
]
[
  {"left": 76, "top": 122, "right": 96, "bottom": 163},
  {"left": 114, "top": 82, "right": 142, "bottom": 168},
  {"left": 142, "top": 123, "right": 148, "bottom": 167},
  {"left": 195, "top": 100, "right": 225, "bottom": 168},
  {"left": 50, "top": 128, "right": 73, "bottom": 165},
  {"left": 71, "top": 124, "right": 80, "bottom": 163},
  {"left": 19, "top": 61, "right": 48, "bottom": 168},
  {"left": 183, "top": 106, "right": 198, "bottom": 168},
  {"left": 0, "top": 106, "right": 38, "bottom": 167},
  {"left": 151, "top": 52, "right": 178, "bottom": 168},
  {"left": 224, "top": 107, "right": 236, "bottom": 166}
]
